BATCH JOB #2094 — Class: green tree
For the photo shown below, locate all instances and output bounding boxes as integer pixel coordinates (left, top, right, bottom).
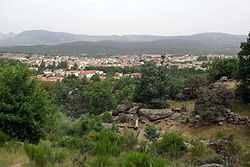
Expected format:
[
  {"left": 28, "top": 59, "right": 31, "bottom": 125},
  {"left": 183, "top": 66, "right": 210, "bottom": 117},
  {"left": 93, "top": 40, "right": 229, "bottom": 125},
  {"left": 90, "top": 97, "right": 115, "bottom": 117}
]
[
  {"left": 144, "top": 124, "right": 160, "bottom": 143},
  {"left": 134, "top": 61, "right": 170, "bottom": 109},
  {"left": 0, "top": 63, "right": 55, "bottom": 143},
  {"left": 91, "top": 74, "right": 101, "bottom": 82},
  {"left": 208, "top": 58, "right": 238, "bottom": 82},
  {"left": 236, "top": 33, "right": 250, "bottom": 103}
]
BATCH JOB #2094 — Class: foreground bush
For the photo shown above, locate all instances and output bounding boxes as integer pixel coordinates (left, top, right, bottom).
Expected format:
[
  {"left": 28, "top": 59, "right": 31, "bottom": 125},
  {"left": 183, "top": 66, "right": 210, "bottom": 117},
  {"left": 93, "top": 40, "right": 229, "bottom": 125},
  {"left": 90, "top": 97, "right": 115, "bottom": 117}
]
[
  {"left": 0, "top": 64, "right": 56, "bottom": 143},
  {"left": 122, "top": 151, "right": 167, "bottom": 167},
  {"left": 24, "top": 142, "right": 68, "bottom": 167},
  {"left": 185, "top": 139, "right": 224, "bottom": 166},
  {"left": 154, "top": 131, "right": 186, "bottom": 158}
]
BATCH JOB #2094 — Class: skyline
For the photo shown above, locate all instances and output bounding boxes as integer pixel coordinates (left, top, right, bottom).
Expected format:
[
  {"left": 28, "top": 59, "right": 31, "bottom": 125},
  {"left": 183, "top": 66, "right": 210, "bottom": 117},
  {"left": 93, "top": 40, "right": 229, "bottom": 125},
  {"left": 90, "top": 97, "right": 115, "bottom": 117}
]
[{"left": 0, "top": 0, "right": 250, "bottom": 36}]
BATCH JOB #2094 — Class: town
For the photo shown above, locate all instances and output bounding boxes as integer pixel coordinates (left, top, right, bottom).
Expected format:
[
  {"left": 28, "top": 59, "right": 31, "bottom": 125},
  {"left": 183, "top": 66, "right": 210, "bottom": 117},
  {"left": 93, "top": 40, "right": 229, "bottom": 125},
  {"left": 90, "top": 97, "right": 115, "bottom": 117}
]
[{"left": 0, "top": 52, "right": 234, "bottom": 82}]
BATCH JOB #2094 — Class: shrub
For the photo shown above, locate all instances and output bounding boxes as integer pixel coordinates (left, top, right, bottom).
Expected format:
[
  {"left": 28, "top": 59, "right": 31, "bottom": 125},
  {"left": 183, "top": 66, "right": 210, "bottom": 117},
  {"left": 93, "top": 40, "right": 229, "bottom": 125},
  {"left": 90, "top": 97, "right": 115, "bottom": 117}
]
[
  {"left": 0, "top": 64, "right": 56, "bottom": 143},
  {"left": 55, "top": 136, "right": 82, "bottom": 149},
  {"left": 94, "top": 138, "right": 121, "bottom": 157},
  {"left": 123, "top": 129, "right": 139, "bottom": 150},
  {"left": 194, "top": 87, "right": 233, "bottom": 124},
  {"left": 189, "top": 139, "right": 206, "bottom": 156},
  {"left": 224, "top": 137, "right": 243, "bottom": 167},
  {"left": 86, "top": 155, "right": 119, "bottom": 167},
  {"left": 144, "top": 124, "right": 160, "bottom": 143},
  {"left": 122, "top": 151, "right": 151, "bottom": 167},
  {"left": 0, "top": 130, "right": 9, "bottom": 146},
  {"left": 185, "top": 138, "right": 224, "bottom": 166},
  {"left": 78, "top": 136, "right": 95, "bottom": 155},
  {"left": 214, "top": 130, "right": 227, "bottom": 140},
  {"left": 122, "top": 151, "right": 167, "bottom": 167},
  {"left": 184, "top": 74, "right": 209, "bottom": 98},
  {"left": 155, "top": 131, "right": 185, "bottom": 158},
  {"left": 102, "top": 111, "right": 113, "bottom": 123},
  {"left": 186, "top": 147, "right": 224, "bottom": 166},
  {"left": 24, "top": 141, "right": 68, "bottom": 167},
  {"left": 76, "top": 113, "right": 103, "bottom": 135}
]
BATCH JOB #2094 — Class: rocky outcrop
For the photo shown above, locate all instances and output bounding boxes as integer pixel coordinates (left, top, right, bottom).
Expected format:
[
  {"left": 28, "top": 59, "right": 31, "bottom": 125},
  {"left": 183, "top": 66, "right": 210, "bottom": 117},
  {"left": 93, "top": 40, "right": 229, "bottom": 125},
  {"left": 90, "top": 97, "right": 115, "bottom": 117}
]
[
  {"left": 206, "top": 139, "right": 229, "bottom": 156},
  {"left": 139, "top": 109, "right": 172, "bottom": 121},
  {"left": 102, "top": 123, "right": 113, "bottom": 129},
  {"left": 220, "top": 76, "right": 228, "bottom": 82},
  {"left": 224, "top": 108, "right": 249, "bottom": 125},
  {"left": 208, "top": 81, "right": 227, "bottom": 89}
]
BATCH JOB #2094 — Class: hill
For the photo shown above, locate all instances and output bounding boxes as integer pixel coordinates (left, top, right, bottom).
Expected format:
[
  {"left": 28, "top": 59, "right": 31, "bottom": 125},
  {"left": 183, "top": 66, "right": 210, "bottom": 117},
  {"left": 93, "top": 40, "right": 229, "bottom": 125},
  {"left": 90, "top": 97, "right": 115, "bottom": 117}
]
[{"left": 0, "top": 30, "right": 246, "bottom": 55}]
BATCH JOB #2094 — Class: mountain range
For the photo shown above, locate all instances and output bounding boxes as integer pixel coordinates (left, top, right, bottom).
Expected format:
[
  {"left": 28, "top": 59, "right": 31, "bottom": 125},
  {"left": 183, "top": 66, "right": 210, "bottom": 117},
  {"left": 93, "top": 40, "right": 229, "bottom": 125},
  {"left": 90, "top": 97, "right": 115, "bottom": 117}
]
[{"left": 0, "top": 30, "right": 247, "bottom": 55}]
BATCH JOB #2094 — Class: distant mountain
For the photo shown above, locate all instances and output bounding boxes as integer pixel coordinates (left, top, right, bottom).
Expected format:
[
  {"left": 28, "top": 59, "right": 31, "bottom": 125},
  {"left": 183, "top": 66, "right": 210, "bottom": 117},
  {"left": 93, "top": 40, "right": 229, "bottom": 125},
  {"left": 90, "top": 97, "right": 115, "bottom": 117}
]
[
  {"left": 0, "top": 32, "right": 16, "bottom": 41},
  {"left": 0, "top": 30, "right": 247, "bottom": 55}
]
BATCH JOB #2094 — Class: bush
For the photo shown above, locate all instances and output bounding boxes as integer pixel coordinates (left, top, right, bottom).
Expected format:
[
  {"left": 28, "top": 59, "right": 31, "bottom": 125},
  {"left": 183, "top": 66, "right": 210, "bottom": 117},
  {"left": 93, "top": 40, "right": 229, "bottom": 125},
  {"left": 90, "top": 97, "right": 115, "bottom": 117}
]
[
  {"left": 86, "top": 155, "right": 119, "bottom": 167},
  {"left": 224, "top": 137, "right": 243, "bottom": 167},
  {"left": 185, "top": 138, "right": 224, "bottom": 166},
  {"left": 55, "top": 136, "right": 82, "bottom": 149},
  {"left": 102, "top": 111, "right": 113, "bottom": 123},
  {"left": 123, "top": 129, "right": 139, "bottom": 150},
  {"left": 0, "top": 130, "right": 9, "bottom": 146},
  {"left": 94, "top": 138, "right": 121, "bottom": 157},
  {"left": 0, "top": 64, "right": 56, "bottom": 143},
  {"left": 144, "top": 124, "right": 160, "bottom": 143},
  {"left": 184, "top": 74, "right": 209, "bottom": 98},
  {"left": 122, "top": 151, "right": 167, "bottom": 167},
  {"left": 189, "top": 139, "right": 206, "bottom": 156},
  {"left": 154, "top": 131, "right": 185, "bottom": 158},
  {"left": 76, "top": 113, "right": 103, "bottom": 135},
  {"left": 194, "top": 87, "right": 233, "bottom": 124},
  {"left": 185, "top": 149, "right": 224, "bottom": 166},
  {"left": 24, "top": 141, "right": 68, "bottom": 167}
]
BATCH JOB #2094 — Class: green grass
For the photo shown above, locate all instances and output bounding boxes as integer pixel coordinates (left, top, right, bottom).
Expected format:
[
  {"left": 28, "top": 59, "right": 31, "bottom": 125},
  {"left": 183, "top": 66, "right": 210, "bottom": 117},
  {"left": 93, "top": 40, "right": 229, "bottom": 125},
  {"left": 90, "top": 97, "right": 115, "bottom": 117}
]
[{"left": 0, "top": 144, "right": 29, "bottom": 167}]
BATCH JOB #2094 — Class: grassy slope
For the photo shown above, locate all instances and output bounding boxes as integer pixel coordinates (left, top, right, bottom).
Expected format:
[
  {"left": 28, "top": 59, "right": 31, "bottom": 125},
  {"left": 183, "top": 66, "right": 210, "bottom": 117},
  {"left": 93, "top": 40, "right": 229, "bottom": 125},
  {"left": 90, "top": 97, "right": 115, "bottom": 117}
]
[{"left": 0, "top": 146, "right": 28, "bottom": 167}]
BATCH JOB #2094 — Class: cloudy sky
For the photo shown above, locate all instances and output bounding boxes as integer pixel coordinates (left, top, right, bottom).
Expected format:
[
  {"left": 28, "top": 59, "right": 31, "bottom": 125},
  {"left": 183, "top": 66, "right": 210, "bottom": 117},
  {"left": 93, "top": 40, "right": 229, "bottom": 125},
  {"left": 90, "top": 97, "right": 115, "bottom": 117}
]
[{"left": 0, "top": 0, "right": 249, "bottom": 35}]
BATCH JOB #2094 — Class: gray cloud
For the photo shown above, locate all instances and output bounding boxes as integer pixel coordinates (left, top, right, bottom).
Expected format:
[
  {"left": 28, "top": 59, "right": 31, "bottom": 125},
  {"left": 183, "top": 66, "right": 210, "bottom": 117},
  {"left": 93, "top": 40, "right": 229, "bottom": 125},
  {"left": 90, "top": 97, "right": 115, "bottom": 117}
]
[{"left": 0, "top": 0, "right": 249, "bottom": 35}]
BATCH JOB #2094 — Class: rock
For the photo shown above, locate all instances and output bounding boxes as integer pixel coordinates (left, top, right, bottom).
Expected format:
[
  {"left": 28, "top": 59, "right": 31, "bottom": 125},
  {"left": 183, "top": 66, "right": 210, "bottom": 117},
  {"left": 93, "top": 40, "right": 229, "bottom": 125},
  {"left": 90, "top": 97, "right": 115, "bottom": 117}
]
[
  {"left": 195, "top": 115, "right": 200, "bottom": 120},
  {"left": 119, "top": 124, "right": 126, "bottom": 128},
  {"left": 155, "top": 120, "right": 161, "bottom": 124},
  {"left": 141, "top": 120, "right": 146, "bottom": 124},
  {"left": 132, "top": 144, "right": 141, "bottom": 150},
  {"left": 172, "top": 108, "right": 182, "bottom": 112},
  {"left": 184, "top": 142, "right": 192, "bottom": 150},
  {"left": 170, "top": 113, "right": 182, "bottom": 120},
  {"left": 200, "top": 164, "right": 224, "bottom": 167},
  {"left": 139, "top": 109, "right": 173, "bottom": 121},
  {"left": 181, "top": 106, "right": 188, "bottom": 112},
  {"left": 218, "top": 122, "right": 223, "bottom": 126},
  {"left": 126, "top": 106, "right": 140, "bottom": 114},
  {"left": 206, "top": 139, "right": 229, "bottom": 155},
  {"left": 118, "top": 113, "right": 134, "bottom": 123},
  {"left": 130, "top": 115, "right": 138, "bottom": 129},
  {"left": 216, "top": 116, "right": 225, "bottom": 122},
  {"left": 220, "top": 76, "right": 228, "bottom": 82},
  {"left": 112, "top": 100, "right": 133, "bottom": 116},
  {"left": 102, "top": 123, "right": 113, "bottom": 129},
  {"left": 116, "top": 104, "right": 130, "bottom": 112}
]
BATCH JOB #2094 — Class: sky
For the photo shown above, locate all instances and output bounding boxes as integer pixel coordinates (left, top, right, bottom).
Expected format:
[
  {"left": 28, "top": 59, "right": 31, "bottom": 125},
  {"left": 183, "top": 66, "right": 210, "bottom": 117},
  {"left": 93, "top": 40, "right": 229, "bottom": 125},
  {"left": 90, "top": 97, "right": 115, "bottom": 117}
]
[{"left": 0, "top": 0, "right": 249, "bottom": 36}]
